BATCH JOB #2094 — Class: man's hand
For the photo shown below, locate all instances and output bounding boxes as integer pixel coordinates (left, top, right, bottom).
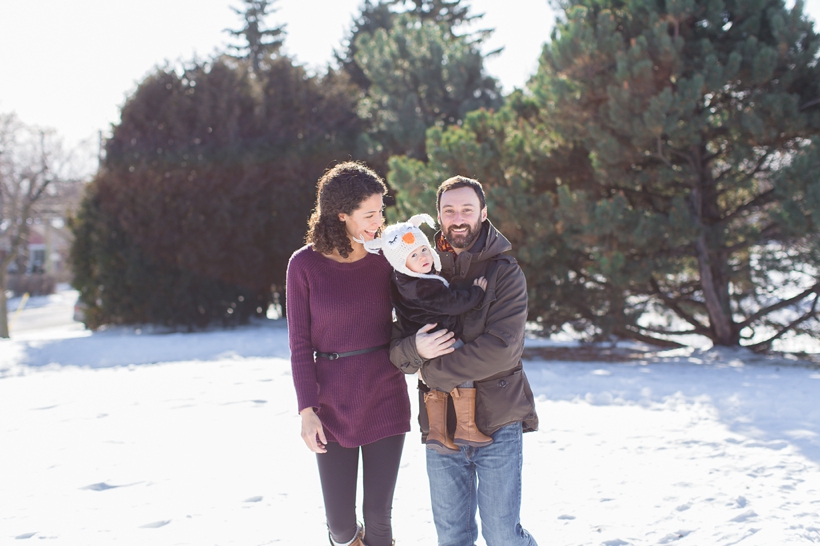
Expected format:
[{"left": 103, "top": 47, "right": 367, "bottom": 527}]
[
  {"left": 473, "top": 276, "right": 488, "bottom": 291},
  {"left": 415, "top": 323, "right": 456, "bottom": 360}
]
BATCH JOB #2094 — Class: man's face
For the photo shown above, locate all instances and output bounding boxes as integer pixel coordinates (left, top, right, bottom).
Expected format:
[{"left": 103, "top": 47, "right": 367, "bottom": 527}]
[{"left": 438, "top": 186, "right": 487, "bottom": 252}]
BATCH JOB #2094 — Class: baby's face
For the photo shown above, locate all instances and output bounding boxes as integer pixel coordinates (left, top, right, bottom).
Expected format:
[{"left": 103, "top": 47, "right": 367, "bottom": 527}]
[{"left": 405, "top": 245, "right": 434, "bottom": 274}]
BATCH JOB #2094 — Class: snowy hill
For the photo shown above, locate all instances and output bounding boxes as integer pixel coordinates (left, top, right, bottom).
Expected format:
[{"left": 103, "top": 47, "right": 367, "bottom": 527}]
[{"left": 1, "top": 290, "right": 819, "bottom": 545}]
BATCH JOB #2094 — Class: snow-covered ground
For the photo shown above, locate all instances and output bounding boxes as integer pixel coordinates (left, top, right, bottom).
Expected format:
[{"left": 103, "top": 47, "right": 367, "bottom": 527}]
[{"left": 1, "top": 289, "right": 819, "bottom": 545}]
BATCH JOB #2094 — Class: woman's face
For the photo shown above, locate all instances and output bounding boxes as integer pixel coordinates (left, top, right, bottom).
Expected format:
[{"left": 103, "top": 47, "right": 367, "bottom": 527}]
[{"left": 339, "top": 193, "right": 385, "bottom": 242}]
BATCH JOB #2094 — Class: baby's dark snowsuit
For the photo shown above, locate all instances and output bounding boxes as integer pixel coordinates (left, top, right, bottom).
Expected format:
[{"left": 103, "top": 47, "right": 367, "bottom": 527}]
[
  {"left": 390, "top": 271, "right": 484, "bottom": 339},
  {"left": 390, "top": 269, "right": 493, "bottom": 453}
]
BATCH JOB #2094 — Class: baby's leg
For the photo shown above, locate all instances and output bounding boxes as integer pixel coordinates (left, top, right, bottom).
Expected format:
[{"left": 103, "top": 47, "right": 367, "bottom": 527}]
[{"left": 451, "top": 385, "right": 492, "bottom": 448}]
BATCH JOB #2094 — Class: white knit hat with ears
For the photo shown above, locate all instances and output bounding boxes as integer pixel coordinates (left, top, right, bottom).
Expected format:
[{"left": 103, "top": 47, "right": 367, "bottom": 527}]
[{"left": 363, "top": 213, "right": 446, "bottom": 283}]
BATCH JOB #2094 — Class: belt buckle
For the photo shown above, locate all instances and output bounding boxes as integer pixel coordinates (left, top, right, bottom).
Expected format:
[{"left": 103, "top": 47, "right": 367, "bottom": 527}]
[{"left": 328, "top": 353, "right": 340, "bottom": 361}]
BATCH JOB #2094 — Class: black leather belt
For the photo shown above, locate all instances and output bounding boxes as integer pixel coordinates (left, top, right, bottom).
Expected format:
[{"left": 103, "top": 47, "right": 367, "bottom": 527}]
[{"left": 315, "top": 344, "right": 389, "bottom": 361}]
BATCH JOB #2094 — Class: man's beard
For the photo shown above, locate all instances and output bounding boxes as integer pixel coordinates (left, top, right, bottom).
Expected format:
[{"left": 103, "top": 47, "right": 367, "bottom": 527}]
[{"left": 445, "top": 219, "right": 482, "bottom": 249}]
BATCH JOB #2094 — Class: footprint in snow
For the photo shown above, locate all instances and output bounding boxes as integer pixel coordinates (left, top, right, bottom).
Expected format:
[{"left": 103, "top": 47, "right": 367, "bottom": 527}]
[
  {"left": 82, "top": 482, "right": 122, "bottom": 491},
  {"left": 658, "top": 530, "right": 693, "bottom": 543},
  {"left": 734, "top": 496, "right": 747, "bottom": 508},
  {"left": 730, "top": 510, "right": 758, "bottom": 522},
  {"left": 15, "top": 532, "right": 37, "bottom": 539},
  {"left": 602, "top": 540, "right": 630, "bottom": 546},
  {"left": 558, "top": 515, "right": 575, "bottom": 520},
  {"left": 245, "top": 496, "right": 263, "bottom": 503},
  {"left": 140, "top": 520, "right": 171, "bottom": 529}
]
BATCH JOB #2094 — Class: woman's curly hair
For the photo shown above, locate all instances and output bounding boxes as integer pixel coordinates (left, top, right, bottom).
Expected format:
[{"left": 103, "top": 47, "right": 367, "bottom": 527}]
[{"left": 306, "top": 162, "right": 387, "bottom": 258}]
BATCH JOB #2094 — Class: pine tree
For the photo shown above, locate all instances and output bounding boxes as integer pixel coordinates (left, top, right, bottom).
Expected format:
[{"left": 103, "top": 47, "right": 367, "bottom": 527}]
[
  {"left": 535, "top": 0, "right": 820, "bottom": 347},
  {"left": 388, "top": 99, "right": 630, "bottom": 342},
  {"left": 355, "top": 11, "right": 501, "bottom": 167},
  {"left": 70, "top": 56, "right": 363, "bottom": 329},
  {"left": 390, "top": 0, "right": 820, "bottom": 350},
  {"left": 225, "top": 0, "right": 286, "bottom": 73},
  {"left": 404, "top": 0, "right": 484, "bottom": 30},
  {"left": 338, "top": 0, "right": 489, "bottom": 88},
  {"left": 337, "top": 0, "right": 398, "bottom": 90}
]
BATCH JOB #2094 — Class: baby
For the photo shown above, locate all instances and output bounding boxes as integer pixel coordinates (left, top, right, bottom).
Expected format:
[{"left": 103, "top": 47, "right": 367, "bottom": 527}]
[{"left": 364, "top": 214, "right": 492, "bottom": 453}]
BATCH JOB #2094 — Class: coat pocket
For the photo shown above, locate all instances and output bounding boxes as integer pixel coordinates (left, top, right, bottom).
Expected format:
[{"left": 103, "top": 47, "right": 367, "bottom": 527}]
[{"left": 474, "top": 369, "right": 534, "bottom": 433}]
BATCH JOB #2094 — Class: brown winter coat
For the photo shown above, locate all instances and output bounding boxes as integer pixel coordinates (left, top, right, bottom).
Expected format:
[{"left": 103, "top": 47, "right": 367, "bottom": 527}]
[{"left": 389, "top": 220, "right": 539, "bottom": 440}]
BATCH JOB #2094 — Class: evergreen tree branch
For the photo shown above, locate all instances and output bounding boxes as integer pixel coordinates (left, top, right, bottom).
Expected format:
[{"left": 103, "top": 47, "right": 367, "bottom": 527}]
[
  {"left": 607, "top": 183, "right": 676, "bottom": 211},
  {"left": 712, "top": 163, "right": 735, "bottom": 183},
  {"left": 613, "top": 325, "right": 689, "bottom": 349},
  {"left": 723, "top": 222, "right": 782, "bottom": 254},
  {"left": 632, "top": 324, "right": 702, "bottom": 336},
  {"left": 701, "top": 130, "right": 747, "bottom": 165},
  {"left": 722, "top": 162, "right": 772, "bottom": 192},
  {"left": 652, "top": 136, "right": 673, "bottom": 168},
  {"left": 649, "top": 277, "right": 710, "bottom": 334},
  {"left": 669, "top": 148, "right": 695, "bottom": 170},
  {"left": 736, "top": 281, "right": 820, "bottom": 331},
  {"left": 720, "top": 187, "right": 776, "bottom": 225},
  {"left": 714, "top": 150, "right": 771, "bottom": 189},
  {"left": 800, "top": 98, "right": 820, "bottom": 111},
  {"left": 747, "top": 294, "right": 819, "bottom": 353}
]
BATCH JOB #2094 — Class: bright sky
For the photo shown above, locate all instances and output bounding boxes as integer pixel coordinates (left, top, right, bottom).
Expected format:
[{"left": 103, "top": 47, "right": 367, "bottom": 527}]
[
  {"left": 1, "top": 0, "right": 818, "bottom": 175},
  {"left": 0, "top": 0, "right": 555, "bottom": 166}
]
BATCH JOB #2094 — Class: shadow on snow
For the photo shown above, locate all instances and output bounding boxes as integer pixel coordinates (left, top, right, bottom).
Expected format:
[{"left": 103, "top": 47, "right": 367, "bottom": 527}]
[
  {"left": 3, "top": 319, "right": 291, "bottom": 373},
  {"left": 523, "top": 351, "right": 820, "bottom": 464}
]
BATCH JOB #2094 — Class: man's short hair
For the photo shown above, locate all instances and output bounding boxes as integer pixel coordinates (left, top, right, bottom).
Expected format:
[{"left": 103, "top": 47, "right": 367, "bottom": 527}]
[{"left": 436, "top": 176, "right": 486, "bottom": 211}]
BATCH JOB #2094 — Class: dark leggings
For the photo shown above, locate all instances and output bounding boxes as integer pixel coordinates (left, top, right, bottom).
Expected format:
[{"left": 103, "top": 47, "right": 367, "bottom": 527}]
[{"left": 316, "top": 433, "right": 405, "bottom": 546}]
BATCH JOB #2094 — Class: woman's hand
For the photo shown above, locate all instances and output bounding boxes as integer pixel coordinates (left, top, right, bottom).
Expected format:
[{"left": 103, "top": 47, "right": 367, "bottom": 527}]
[
  {"left": 415, "top": 323, "right": 455, "bottom": 360},
  {"left": 300, "top": 407, "right": 327, "bottom": 454}
]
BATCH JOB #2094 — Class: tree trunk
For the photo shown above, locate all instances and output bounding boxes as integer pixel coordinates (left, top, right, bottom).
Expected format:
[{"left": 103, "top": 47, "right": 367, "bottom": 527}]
[
  {"left": 0, "top": 269, "right": 9, "bottom": 339},
  {"left": 695, "top": 234, "right": 735, "bottom": 345},
  {"left": 691, "top": 145, "right": 736, "bottom": 346}
]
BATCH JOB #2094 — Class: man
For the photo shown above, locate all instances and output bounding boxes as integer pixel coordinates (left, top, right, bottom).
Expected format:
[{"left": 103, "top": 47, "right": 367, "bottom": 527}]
[{"left": 390, "top": 176, "right": 539, "bottom": 546}]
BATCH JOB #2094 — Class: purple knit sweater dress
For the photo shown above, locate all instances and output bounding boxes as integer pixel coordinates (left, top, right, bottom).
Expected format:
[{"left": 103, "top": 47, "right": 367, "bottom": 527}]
[{"left": 286, "top": 244, "right": 411, "bottom": 448}]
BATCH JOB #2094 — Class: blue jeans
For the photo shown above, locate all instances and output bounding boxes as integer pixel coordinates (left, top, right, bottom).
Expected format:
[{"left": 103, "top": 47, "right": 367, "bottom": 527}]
[{"left": 426, "top": 423, "right": 537, "bottom": 546}]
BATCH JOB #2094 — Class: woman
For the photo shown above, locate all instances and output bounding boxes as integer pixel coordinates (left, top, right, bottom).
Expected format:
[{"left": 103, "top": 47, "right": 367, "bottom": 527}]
[{"left": 286, "top": 162, "right": 410, "bottom": 546}]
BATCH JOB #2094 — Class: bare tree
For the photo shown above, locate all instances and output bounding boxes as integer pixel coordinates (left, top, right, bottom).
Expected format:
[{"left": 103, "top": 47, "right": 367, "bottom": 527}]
[{"left": 0, "top": 112, "right": 77, "bottom": 338}]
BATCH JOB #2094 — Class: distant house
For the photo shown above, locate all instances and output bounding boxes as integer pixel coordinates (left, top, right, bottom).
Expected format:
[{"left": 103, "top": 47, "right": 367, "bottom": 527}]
[
  {"left": 3, "top": 178, "right": 84, "bottom": 287},
  {"left": 18, "top": 220, "right": 74, "bottom": 276}
]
